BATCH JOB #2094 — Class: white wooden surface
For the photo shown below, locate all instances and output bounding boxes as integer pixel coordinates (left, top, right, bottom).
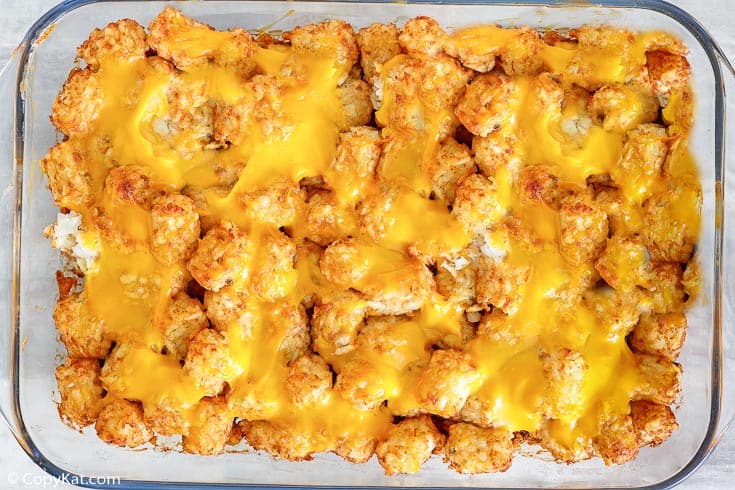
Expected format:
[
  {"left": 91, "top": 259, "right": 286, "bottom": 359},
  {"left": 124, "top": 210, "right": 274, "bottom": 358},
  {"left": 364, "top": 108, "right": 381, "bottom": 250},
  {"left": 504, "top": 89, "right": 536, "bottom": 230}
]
[{"left": 0, "top": 0, "right": 732, "bottom": 488}]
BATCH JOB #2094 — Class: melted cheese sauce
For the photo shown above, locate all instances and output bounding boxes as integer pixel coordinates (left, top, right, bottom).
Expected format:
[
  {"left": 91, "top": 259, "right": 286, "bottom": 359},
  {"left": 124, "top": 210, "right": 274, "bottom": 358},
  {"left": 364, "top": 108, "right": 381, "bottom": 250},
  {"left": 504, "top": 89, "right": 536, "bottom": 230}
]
[{"left": 51, "top": 16, "right": 700, "bottom": 459}]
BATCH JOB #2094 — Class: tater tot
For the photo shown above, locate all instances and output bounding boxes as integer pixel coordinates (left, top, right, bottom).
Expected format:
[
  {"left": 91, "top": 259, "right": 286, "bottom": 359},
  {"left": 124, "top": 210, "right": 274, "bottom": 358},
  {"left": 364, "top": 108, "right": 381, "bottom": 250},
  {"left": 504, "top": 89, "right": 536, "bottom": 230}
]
[
  {"left": 335, "top": 432, "right": 379, "bottom": 463},
  {"left": 593, "top": 414, "right": 639, "bottom": 465},
  {"left": 250, "top": 228, "right": 297, "bottom": 301},
  {"left": 634, "top": 353, "right": 682, "bottom": 405},
  {"left": 558, "top": 192, "right": 608, "bottom": 266},
  {"left": 53, "top": 293, "right": 111, "bottom": 359},
  {"left": 630, "top": 400, "right": 678, "bottom": 447},
  {"left": 357, "top": 23, "right": 402, "bottom": 84},
  {"left": 399, "top": 17, "right": 447, "bottom": 57},
  {"left": 498, "top": 27, "right": 544, "bottom": 77},
  {"left": 184, "top": 328, "right": 231, "bottom": 396},
  {"left": 629, "top": 312, "right": 686, "bottom": 360},
  {"left": 444, "top": 423, "right": 514, "bottom": 474},
  {"left": 286, "top": 353, "right": 333, "bottom": 406},
  {"left": 376, "top": 415, "right": 445, "bottom": 475},
  {"left": 541, "top": 348, "right": 587, "bottom": 420},
  {"left": 143, "top": 399, "right": 190, "bottom": 436},
  {"left": 595, "top": 235, "right": 653, "bottom": 291},
  {"left": 416, "top": 349, "right": 480, "bottom": 417},
  {"left": 428, "top": 138, "right": 476, "bottom": 203},
  {"left": 95, "top": 399, "right": 153, "bottom": 448},
  {"left": 241, "top": 420, "right": 318, "bottom": 461},
  {"left": 311, "top": 290, "right": 366, "bottom": 359},
  {"left": 104, "top": 166, "right": 161, "bottom": 210},
  {"left": 647, "top": 50, "right": 691, "bottom": 95},
  {"left": 183, "top": 396, "right": 232, "bottom": 455},
  {"left": 50, "top": 68, "right": 103, "bottom": 136},
  {"left": 40, "top": 141, "right": 94, "bottom": 210},
  {"left": 475, "top": 256, "right": 530, "bottom": 315},
  {"left": 151, "top": 193, "right": 200, "bottom": 265},
  {"left": 148, "top": 7, "right": 256, "bottom": 78},
  {"left": 338, "top": 78, "right": 373, "bottom": 128},
  {"left": 453, "top": 174, "right": 506, "bottom": 235},
  {"left": 285, "top": 20, "right": 359, "bottom": 84},
  {"left": 589, "top": 85, "right": 659, "bottom": 132},
  {"left": 455, "top": 73, "right": 520, "bottom": 137},
  {"left": 56, "top": 357, "right": 105, "bottom": 428},
  {"left": 159, "top": 292, "right": 208, "bottom": 360},
  {"left": 187, "top": 221, "right": 250, "bottom": 292},
  {"left": 78, "top": 19, "right": 148, "bottom": 71}
]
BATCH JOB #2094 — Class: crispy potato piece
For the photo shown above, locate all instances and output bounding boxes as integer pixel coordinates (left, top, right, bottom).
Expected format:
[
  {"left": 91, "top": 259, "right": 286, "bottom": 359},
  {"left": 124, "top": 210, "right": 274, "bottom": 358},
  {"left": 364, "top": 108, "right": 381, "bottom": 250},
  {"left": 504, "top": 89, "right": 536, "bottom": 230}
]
[
  {"left": 475, "top": 256, "right": 529, "bottom": 315},
  {"left": 428, "top": 138, "right": 476, "bottom": 203},
  {"left": 630, "top": 400, "right": 678, "bottom": 447},
  {"left": 399, "top": 16, "right": 447, "bottom": 57},
  {"left": 593, "top": 414, "right": 639, "bottom": 465},
  {"left": 595, "top": 235, "right": 653, "bottom": 290},
  {"left": 590, "top": 85, "right": 659, "bottom": 132},
  {"left": 95, "top": 399, "right": 152, "bottom": 448},
  {"left": 250, "top": 228, "right": 296, "bottom": 301},
  {"left": 311, "top": 290, "right": 366, "bottom": 359},
  {"left": 56, "top": 357, "right": 105, "bottom": 428},
  {"left": 275, "top": 302, "right": 311, "bottom": 364},
  {"left": 187, "top": 221, "right": 250, "bottom": 292},
  {"left": 515, "top": 165, "right": 561, "bottom": 208},
  {"left": 78, "top": 19, "right": 148, "bottom": 71},
  {"left": 642, "top": 181, "right": 700, "bottom": 263},
  {"left": 151, "top": 193, "right": 200, "bottom": 265},
  {"left": 645, "top": 262, "right": 686, "bottom": 314},
  {"left": 334, "top": 357, "right": 388, "bottom": 411},
  {"left": 376, "top": 415, "right": 445, "bottom": 475},
  {"left": 334, "top": 432, "right": 379, "bottom": 464},
  {"left": 305, "top": 191, "right": 355, "bottom": 246},
  {"left": 583, "top": 286, "right": 643, "bottom": 338},
  {"left": 455, "top": 73, "right": 520, "bottom": 137},
  {"left": 357, "top": 23, "right": 402, "bottom": 84},
  {"left": 184, "top": 328, "right": 230, "bottom": 397},
  {"left": 286, "top": 353, "right": 333, "bottom": 406},
  {"left": 499, "top": 27, "right": 544, "bottom": 77},
  {"left": 634, "top": 353, "right": 682, "bottom": 405},
  {"left": 541, "top": 348, "right": 587, "bottom": 420},
  {"left": 285, "top": 20, "right": 359, "bottom": 84},
  {"left": 40, "top": 140, "right": 94, "bottom": 210},
  {"left": 629, "top": 312, "right": 686, "bottom": 360},
  {"left": 159, "top": 292, "right": 208, "bottom": 360},
  {"left": 104, "top": 166, "right": 161, "bottom": 210},
  {"left": 241, "top": 420, "right": 318, "bottom": 461},
  {"left": 558, "top": 192, "right": 608, "bottom": 266},
  {"left": 472, "top": 132, "right": 518, "bottom": 178},
  {"left": 53, "top": 293, "right": 111, "bottom": 359},
  {"left": 647, "top": 50, "right": 691, "bottom": 95},
  {"left": 148, "top": 7, "right": 256, "bottom": 77},
  {"left": 328, "top": 126, "right": 382, "bottom": 204},
  {"left": 453, "top": 174, "right": 506, "bottom": 235},
  {"left": 51, "top": 68, "right": 103, "bottom": 136},
  {"left": 183, "top": 396, "right": 232, "bottom": 455},
  {"left": 143, "top": 399, "right": 190, "bottom": 437},
  {"left": 339, "top": 78, "right": 373, "bottom": 128},
  {"left": 444, "top": 423, "right": 514, "bottom": 474},
  {"left": 536, "top": 420, "right": 594, "bottom": 463},
  {"left": 416, "top": 349, "right": 480, "bottom": 417}
]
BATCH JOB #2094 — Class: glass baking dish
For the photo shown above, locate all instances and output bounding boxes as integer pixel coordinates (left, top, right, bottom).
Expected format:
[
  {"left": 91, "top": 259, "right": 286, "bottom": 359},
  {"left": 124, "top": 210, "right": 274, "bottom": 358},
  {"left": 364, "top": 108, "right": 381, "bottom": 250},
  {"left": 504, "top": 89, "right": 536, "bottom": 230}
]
[{"left": 1, "top": 0, "right": 734, "bottom": 488}]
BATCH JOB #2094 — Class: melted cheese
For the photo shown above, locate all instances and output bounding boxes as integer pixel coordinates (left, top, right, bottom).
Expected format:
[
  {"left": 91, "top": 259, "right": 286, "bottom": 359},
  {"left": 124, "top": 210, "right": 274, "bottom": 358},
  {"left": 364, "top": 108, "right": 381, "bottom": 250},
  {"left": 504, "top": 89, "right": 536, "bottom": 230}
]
[{"left": 51, "top": 16, "right": 701, "bottom": 461}]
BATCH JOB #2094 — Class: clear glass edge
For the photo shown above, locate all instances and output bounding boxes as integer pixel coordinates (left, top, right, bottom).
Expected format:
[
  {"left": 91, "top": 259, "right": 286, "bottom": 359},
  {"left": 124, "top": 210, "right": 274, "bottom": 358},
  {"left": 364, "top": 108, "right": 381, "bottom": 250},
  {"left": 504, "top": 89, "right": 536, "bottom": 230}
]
[{"left": 5, "top": 0, "right": 728, "bottom": 488}]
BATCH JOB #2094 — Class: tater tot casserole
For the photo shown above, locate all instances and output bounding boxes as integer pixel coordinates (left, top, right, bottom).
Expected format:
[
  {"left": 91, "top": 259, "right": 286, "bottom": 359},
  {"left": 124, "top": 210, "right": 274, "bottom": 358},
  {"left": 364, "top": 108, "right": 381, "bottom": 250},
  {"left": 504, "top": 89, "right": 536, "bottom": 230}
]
[{"left": 41, "top": 7, "right": 701, "bottom": 475}]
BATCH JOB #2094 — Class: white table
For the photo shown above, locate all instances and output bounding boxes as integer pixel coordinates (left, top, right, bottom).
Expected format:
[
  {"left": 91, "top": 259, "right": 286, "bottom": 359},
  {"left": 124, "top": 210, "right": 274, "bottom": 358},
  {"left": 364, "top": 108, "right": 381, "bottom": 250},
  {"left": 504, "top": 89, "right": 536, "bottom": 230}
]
[{"left": 0, "top": 0, "right": 733, "bottom": 487}]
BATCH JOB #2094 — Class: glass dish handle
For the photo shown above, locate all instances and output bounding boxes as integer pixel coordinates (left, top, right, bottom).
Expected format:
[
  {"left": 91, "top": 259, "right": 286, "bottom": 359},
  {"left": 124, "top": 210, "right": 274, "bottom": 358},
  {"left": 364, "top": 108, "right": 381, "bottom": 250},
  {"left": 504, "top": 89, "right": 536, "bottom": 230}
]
[
  {"left": 716, "top": 46, "right": 735, "bottom": 445},
  {"left": 0, "top": 52, "right": 21, "bottom": 437}
]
